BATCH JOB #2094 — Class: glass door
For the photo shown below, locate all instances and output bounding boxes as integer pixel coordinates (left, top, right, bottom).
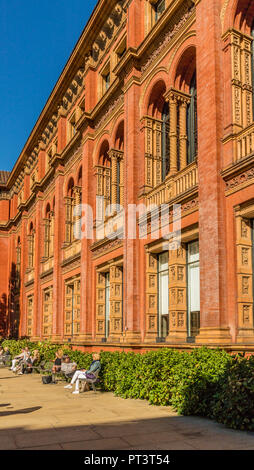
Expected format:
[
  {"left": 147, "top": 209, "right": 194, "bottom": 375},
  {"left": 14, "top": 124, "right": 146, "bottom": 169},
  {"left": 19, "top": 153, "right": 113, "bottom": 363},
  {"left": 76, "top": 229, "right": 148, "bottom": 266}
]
[{"left": 187, "top": 241, "right": 200, "bottom": 339}]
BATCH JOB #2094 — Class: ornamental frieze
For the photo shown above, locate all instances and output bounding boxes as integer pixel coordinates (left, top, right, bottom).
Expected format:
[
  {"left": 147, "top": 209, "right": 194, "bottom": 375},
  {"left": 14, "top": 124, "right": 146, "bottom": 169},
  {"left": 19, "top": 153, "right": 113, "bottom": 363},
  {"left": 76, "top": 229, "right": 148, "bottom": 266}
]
[
  {"left": 141, "top": 2, "right": 195, "bottom": 74},
  {"left": 91, "top": 238, "right": 123, "bottom": 258},
  {"left": 226, "top": 167, "right": 254, "bottom": 190},
  {"left": 94, "top": 94, "right": 124, "bottom": 130}
]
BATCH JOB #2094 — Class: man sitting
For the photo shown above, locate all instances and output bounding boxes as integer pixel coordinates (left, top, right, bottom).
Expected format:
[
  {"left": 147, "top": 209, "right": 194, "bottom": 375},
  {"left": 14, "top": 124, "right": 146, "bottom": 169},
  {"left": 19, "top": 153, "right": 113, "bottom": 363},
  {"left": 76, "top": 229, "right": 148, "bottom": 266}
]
[
  {"left": 64, "top": 352, "right": 101, "bottom": 394},
  {"left": 10, "top": 347, "right": 30, "bottom": 372},
  {"left": 61, "top": 356, "right": 77, "bottom": 380}
]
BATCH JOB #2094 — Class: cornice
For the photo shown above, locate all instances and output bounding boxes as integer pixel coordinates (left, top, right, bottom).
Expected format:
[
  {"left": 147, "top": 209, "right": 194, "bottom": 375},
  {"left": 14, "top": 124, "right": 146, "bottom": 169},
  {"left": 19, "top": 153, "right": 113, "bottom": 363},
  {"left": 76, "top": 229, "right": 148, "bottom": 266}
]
[{"left": 4, "top": 0, "right": 120, "bottom": 189}]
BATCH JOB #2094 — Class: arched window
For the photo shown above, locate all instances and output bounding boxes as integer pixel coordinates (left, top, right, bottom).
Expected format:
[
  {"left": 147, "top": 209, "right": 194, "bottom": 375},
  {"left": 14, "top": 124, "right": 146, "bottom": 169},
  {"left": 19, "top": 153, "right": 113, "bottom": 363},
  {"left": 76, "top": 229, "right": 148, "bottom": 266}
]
[
  {"left": 161, "top": 102, "right": 170, "bottom": 181},
  {"left": 113, "top": 121, "right": 124, "bottom": 209},
  {"left": 96, "top": 141, "right": 112, "bottom": 221},
  {"left": 187, "top": 71, "right": 198, "bottom": 164},
  {"left": 145, "top": 80, "right": 168, "bottom": 188}
]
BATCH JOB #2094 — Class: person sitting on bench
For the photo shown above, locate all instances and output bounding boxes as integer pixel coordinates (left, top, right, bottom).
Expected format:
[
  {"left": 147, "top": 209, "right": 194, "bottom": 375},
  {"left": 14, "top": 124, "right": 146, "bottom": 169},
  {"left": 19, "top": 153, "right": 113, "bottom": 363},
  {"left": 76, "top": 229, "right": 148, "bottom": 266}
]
[
  {"left": 18, "top": 349, "right": 41, "bottom": 375},
  {"left": 10, "top": 347, "right": 30, "bottom": 372},
  {"left": 1, "top": 347, "right": 11, "bottom": 365},
  {"left": 52, "top": 350, "right": 63, "bottom": 374},
  {"left": 61, "top": 356, "right": 77, "bottom": 380},
  {"left": 64, "top": 353, "right": 101, "bottom": 394}
]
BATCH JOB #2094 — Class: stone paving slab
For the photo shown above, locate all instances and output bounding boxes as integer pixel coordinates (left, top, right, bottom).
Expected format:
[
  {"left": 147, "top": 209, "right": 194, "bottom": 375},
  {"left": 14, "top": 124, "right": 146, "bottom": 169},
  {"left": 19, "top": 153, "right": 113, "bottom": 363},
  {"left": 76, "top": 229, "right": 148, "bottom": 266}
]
[{"left": 0, "top": 368, "right": 253, "bottom": 450}]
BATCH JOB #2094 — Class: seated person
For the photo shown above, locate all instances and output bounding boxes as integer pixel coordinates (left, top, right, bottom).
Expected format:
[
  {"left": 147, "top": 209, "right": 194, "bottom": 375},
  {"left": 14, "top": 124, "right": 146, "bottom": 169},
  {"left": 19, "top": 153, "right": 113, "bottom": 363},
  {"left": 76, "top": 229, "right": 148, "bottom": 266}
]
[
  {"left": 61, "top": 356, "right": 77, "bottom": 379},
  {"left": 10, "top": 347, "right": 30, "bottom": 372},
  {"left": 64, "top": 352, "right": 101, "bottom": 394},
  {"left": 1, "top": 347, "right": 11, "bottom": 364},
  {"left": 52, "top": 350, "right": 63, "bottom": 374},
  {"left": 18, "top": 349, "right": 40, "bottom": 375}
]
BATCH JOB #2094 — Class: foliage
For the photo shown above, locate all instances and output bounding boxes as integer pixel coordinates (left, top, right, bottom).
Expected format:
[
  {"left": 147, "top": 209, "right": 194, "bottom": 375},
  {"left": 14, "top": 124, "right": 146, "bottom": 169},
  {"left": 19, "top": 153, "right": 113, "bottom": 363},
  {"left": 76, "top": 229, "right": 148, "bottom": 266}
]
[
  {"left": 209, "top": 354, "right": 254, "bottom": 431},
  {"left": 2, "top": 339, "right": 254, "bottom": 430}
]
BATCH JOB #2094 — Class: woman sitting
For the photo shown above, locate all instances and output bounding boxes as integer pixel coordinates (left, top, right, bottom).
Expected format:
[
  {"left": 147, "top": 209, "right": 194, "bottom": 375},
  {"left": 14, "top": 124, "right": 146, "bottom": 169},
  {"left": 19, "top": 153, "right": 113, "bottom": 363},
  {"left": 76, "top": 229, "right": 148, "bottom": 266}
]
[{"left": 52, "top": 350, "right": 63, "bottom": 374}]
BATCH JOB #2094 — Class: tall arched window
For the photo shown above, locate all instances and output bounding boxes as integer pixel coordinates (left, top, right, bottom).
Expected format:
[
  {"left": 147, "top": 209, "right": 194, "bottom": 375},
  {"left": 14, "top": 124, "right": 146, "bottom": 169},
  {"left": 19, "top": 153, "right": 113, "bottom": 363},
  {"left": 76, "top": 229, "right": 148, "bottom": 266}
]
[
  {"left": 96, "top": 141, "right": 111, "bottom": 221},
  {"left": 161, "top": 102, "right": 170, "bottom": 181},
  {"left": 187, "top": 71, "right": 198, "bottom": 164}
]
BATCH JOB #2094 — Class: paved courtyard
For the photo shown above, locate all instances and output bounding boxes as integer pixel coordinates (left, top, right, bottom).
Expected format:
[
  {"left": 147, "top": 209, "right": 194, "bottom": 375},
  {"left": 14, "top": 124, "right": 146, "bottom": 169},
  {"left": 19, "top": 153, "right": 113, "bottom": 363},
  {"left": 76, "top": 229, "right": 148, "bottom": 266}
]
[{"left": 0, "top": 367, "right": 254, "bottom": 450}]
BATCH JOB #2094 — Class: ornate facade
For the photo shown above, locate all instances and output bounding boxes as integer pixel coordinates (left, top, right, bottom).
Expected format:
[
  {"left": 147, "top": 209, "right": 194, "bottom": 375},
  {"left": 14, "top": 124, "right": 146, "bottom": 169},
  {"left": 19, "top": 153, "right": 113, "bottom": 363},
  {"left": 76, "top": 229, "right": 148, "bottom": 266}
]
[{"left": 1, "top": 0, "right": 254, "bottom": 352}]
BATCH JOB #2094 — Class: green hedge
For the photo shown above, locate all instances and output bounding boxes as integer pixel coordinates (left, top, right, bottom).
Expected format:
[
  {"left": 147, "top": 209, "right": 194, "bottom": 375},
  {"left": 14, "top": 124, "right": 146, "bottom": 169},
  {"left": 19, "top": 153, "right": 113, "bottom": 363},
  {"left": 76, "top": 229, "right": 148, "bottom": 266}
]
[{"left": 2, "top": 339, "right": 254, "bottom": 431}]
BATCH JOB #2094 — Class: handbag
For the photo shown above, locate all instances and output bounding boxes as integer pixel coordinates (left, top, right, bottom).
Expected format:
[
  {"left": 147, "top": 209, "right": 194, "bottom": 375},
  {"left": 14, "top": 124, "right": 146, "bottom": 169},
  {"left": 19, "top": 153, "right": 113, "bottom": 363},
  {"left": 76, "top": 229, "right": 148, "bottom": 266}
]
[
  {"left": 42, "top": 375, "right": 52, "bottom": 384},
  {"left": 85, "top": 372, "right": 96, "bottom": 380}
]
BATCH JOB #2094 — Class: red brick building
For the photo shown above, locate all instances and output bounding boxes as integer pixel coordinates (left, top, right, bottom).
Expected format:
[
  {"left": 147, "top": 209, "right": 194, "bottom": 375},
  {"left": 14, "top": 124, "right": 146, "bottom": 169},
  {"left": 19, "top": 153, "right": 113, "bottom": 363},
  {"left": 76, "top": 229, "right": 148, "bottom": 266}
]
[{"left": 1, "top": 0, "right": 254, "bottom": 352}]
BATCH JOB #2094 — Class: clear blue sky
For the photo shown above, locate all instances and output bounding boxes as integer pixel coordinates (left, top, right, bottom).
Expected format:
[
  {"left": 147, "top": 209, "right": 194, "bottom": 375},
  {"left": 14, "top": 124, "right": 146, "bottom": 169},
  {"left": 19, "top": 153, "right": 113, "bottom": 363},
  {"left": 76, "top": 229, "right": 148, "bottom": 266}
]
[{"left": 0, "top": 0, "right": 97, "bottom": 172}]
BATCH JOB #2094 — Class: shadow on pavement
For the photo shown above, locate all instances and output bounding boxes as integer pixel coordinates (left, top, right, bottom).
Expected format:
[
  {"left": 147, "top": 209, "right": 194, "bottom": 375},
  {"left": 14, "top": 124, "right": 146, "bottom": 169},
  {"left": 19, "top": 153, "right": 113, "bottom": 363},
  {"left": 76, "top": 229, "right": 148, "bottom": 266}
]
[{"left": 0, "top": 406, "right": 41, "bottom": 417}]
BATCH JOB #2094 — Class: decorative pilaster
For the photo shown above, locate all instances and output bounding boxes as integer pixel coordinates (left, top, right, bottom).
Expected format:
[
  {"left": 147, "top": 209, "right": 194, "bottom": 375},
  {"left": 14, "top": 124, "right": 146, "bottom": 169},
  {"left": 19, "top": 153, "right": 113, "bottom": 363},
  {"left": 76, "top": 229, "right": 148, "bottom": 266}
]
[
  {"left": 167, "top": 245, "right": 187, "bottom": 343},
  {"left": 109, "top": 264, "right": 123, "bottom": 342},
  {"left": 96, "top": 271, "right": 106, "bottom": 341},
  {"left": 235, "top": 213, "right": 254, "bottom": 342},
  {"left": 144, "top": 252, "right": 158, "bottom": 343},
  {"left": 241, "top": 36, "right": 253, "bottom": 129},
  {"left": 42, "top": 287, "right": 53, "bottom": 337},
  {"left": 26, "top": 295, "right": 34, "bottom": 337},
  {"left": 142, "top": 116, "right": 163, "bottom": 190}
]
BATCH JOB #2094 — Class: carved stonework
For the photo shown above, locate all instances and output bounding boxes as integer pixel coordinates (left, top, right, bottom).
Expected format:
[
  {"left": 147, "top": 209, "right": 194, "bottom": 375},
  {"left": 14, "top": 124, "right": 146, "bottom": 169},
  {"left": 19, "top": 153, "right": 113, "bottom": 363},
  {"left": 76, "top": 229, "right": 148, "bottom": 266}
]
[
  {"left": 226, "top": 167, "right": 254, "bottom": 190},
  {"left": 168, "top": 244, "right": 187, "bottom": 341},
  {"left": 236, "top": 213, "right": 254, "bottom": 339},
  {"left": 141, "top": 2, "right": 195, "bottom": 74}
]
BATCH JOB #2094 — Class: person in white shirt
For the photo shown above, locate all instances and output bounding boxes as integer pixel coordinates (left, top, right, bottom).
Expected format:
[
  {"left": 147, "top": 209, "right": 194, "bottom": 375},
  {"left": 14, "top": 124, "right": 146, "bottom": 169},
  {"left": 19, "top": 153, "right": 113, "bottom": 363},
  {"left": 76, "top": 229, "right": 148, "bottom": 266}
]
[{"left": 10, "top": 347, "right": 30, "bottom": 372}]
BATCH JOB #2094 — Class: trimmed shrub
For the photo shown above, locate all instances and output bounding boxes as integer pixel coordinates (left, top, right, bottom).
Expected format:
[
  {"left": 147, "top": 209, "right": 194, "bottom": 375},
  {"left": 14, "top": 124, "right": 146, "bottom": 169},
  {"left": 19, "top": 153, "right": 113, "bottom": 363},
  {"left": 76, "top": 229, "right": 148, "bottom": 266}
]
[
  {"left": 209, "top": 354, "right": 254, "bottom": 431},
  {"left": 2, "top": 339, "right": 254, "bottom": 430}
]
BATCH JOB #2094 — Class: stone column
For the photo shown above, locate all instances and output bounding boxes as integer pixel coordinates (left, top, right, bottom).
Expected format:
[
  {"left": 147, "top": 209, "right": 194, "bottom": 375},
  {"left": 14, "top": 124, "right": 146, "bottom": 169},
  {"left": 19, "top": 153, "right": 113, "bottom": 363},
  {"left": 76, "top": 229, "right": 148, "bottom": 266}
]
[
  {"left": 80, "top": 137, "right": 93, "bottom": 342},
  {"left": 168, "top": 93, "right": 178, "bottom": 175},
  {"left": 179, "top": 100, "right": 189, "bottom": 171},
  {"left": 195, "top": 0, "right": 231, "bottom": 344},
  {"left": 123, "top": 74, "right": 142, "bottom": 343},
  {"left": 110, "top": 152, "right": 118, "bottom": 207},
  {"left": 52, "top": 166, "right": 65, "bottom": 342},
  {"left": 33, "top": 196, "right": 43, "bottom": 340}
]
